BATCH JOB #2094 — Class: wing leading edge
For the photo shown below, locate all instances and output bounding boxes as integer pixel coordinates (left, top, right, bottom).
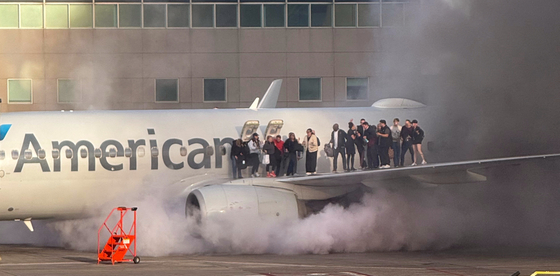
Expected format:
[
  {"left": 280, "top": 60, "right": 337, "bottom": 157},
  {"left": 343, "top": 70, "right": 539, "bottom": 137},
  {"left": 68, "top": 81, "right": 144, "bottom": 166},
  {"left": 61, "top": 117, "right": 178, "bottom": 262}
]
[{"left": 278, "top": 153, "right": 560, "bottom": 187}]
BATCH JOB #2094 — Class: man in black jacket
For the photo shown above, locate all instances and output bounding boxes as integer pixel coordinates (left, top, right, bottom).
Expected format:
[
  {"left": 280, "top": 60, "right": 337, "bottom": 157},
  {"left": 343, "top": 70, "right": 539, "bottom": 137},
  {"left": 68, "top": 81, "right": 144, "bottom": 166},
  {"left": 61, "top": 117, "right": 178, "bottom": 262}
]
[
  {"left": 355, "top": 118, "right": 366, "bottom": 169},
  {"left": 377, "top": 120, "right": 392, "bottom": 169},
  {"left": 330, "top": 123, "right": 347, "bottom": 173}
]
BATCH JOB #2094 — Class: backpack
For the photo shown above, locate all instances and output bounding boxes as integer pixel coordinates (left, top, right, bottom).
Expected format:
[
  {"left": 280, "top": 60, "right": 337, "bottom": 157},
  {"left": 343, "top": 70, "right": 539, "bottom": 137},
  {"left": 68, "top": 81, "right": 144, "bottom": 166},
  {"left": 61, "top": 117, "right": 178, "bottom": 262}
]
[
  {"left": 324, "top": 143, "right": 334, "bottom": 157},
  {"left": 316, "top": 136, "right": 321, "bottom": 147}
]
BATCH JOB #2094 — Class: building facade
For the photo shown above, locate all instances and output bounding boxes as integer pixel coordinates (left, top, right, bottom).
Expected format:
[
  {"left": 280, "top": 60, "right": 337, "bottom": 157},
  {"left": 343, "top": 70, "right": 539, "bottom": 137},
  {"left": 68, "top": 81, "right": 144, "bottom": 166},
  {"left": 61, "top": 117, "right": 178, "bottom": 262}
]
[{"left": 0, "top": 0, "right": 417, "bottom": 112}]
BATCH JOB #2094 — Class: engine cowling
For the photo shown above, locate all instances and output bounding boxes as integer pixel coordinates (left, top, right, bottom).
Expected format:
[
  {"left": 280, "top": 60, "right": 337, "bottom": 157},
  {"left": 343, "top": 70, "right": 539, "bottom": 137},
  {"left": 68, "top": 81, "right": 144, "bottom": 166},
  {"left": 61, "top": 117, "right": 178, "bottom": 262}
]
[{"left": 186, "top": 185, "right": 301, "bottom": 220}]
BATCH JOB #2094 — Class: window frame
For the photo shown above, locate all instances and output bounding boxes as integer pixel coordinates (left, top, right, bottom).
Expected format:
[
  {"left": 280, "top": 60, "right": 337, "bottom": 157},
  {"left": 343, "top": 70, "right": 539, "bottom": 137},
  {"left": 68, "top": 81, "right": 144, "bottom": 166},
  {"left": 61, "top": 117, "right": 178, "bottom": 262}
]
[
  {"left": 202, "top": 78, "right": 227, "bottom": 103},
  {"left": 191, "top": 3, "right": 215, "bottom": 28},
  {"left": 380, "top": 2, "right": 405, "bottom": 28},
  {"left": 298, "top": 77, "right": 322, "bottom": 102},
  {"left": 20, "top": 3, "right": 44, "bottom": 29},
  {"left": 345, "top": 77, "right": 369, "bottom": 101},
  {"left": 310, "top": 3, "right": 332, "bottom": 28},
  {"left": 0, "top": 4, "right": 19, "bottom": 29},
  {"left": 94, "top": 4, "right": 118, "bottom": 29},
  {"left": 167, "top": 3, "right": 190, "bottom": 29},
  {"left": 356, "top": 3, "right": 380, "bottom": 28},
  {"left": 263, "top": 3, "right": 285, "bottom": 28},
  {"left": 69, "top": 3, "right": 93, "bottom": 29},
  {"left": 143, "top": 3, "right": 167, "bottom": 28},
  {"left": 57, "top": 78, "right": 83, "bottom": 104},
  {"left": 154, "top": 78, "right": 180, "bottom": 103},
  {"left": 118, "top": 3, "right": 143, "bottom": 29},
  {"left": 7, "top": 78, "right": 33, "bottom": 104}
]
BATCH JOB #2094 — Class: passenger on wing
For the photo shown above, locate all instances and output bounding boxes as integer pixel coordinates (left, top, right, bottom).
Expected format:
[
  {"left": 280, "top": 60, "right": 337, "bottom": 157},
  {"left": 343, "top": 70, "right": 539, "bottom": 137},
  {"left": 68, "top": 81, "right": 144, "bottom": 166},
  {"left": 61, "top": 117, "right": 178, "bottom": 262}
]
[
  {"left": 411, "top": 120, "right": 427, "bottom": 166},
  {"left": 231, "top": 139, "right": 241, "bottom": 179},
  {"left": 302, "top": 128, "right": 319, "bottom": 175},
  {"left": 248, "top": 133, "right": 263, "bottom": 177},
  {"left": 355, "top": 118, "right": 367, "bottom": 169},
  {"left": 377, "top": 120, "right": 392, "bottom": 169},
  {"left": 232, "top": 139, "right": 246, "bottom": 179},
  {"left": 364, "top": 122, "right": 379, "bottom": 169},
  {"left": 346, "top": 122, "right": 357, "bottom": 172},
  {"left": 400, "top": 119, "right": 415, "bottom": 167},
  {"left": 390, "top": 118, "right": 402, "bottom": 168},
  {"left": 283, "top": 133, "right": 300, "bottom": 176},
  {"left": 263, "top": 136, "right": 277, "bottom": 178},
  {"left": 273, "top": 135, "right": 284, "bottom": 177},
  {"left": 330, "top": 123, "right": 347, "bottom": 173}
]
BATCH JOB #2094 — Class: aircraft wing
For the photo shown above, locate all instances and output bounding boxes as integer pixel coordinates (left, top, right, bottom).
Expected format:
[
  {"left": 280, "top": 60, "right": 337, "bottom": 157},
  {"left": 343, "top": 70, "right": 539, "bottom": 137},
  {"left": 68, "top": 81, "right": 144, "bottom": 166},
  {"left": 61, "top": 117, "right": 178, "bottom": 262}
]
[{"left": 278, "top": 153, "right": 560, "bottom": 188}]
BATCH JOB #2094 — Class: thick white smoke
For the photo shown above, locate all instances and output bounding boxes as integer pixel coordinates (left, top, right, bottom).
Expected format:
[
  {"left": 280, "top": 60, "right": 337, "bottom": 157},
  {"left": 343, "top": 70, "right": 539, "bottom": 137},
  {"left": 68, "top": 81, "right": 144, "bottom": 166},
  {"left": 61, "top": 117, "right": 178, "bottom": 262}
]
[{"left": 3, "top": 161, "right": 559, "bottom": 256}]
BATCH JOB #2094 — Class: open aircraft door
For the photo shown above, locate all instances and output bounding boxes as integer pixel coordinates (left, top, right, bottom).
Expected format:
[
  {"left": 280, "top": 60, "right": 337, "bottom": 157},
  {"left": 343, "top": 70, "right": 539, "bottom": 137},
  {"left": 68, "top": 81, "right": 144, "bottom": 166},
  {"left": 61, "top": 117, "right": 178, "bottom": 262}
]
[
  {"left": 264, "top": 120, "right": 283, "bottom": 138},
  {"left": 241, "top": 120, "right": 260, "bottom": 142}
]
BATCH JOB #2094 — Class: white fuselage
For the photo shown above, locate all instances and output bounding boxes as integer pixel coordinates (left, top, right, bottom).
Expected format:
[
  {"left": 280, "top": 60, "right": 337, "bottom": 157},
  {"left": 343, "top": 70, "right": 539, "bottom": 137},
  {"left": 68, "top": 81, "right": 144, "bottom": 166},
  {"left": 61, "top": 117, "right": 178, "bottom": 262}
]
[{"left": 0, "top": 107, "right": 432, "bottom": 221}]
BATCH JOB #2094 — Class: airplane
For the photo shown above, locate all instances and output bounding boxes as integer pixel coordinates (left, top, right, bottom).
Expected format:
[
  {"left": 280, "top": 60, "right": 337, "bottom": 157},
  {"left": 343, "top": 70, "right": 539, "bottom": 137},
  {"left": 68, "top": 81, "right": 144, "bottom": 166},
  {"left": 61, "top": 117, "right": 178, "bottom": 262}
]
[{"left": 0, "top": 79, "right": 558, "bottom": 232}]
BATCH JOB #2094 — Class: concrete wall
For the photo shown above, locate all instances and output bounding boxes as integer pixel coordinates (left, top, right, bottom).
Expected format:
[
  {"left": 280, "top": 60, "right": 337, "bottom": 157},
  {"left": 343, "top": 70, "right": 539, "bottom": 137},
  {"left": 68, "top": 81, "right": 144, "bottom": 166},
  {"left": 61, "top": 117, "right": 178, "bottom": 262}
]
[{"left": 0, "top": 28, "right": 391, "bottom": 112}]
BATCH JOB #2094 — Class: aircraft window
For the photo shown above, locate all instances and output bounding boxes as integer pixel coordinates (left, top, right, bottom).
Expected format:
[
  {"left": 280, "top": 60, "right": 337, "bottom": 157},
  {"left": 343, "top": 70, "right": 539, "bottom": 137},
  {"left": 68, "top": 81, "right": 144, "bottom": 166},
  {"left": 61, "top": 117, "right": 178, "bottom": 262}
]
[
  {"left": 205, "top": 146, "right": 214, "bottom": 156},
  {"left": 179, "top": 146, "right": 187, "bottom": 157},
  {"left": 80, "top": 148, "right": 87, "bottom": 158},
  {"left": 24, "top": 149, "right": 32, "bottom": 160},
  {"left": 151, "top": 147, "right": 159, "bottom": 157},
  {"left": 65, "top": 149, "right": 73, "bottom": 159},
  {"left": 38, "top": 149, "right": 46, "bottom": 160},
  {"left": 137, "top": 147, "right": 145, "bottom": 157},
  {"left": 11, "top": 150, "right": 18, "bottom": 160},
  {"left": 109, "top": 148, "right": 117, "bottom": 158},
  {"left": 94, "top": 148, "right": 102, "bottom": 158},
  {"left": 52, "top": 149, "right": 60, "bottom": 159},
  {"left": 0, "top": 150, "right": 5, "bottom": 160},
  {"left": 124, "top": 147, "right": 132, "bottom": 158}
]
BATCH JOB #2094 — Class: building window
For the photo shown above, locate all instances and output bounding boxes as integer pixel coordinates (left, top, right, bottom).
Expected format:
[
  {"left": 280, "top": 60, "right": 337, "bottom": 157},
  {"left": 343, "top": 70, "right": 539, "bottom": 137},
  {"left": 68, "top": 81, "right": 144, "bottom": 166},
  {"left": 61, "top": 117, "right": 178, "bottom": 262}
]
[
  {"left": 264, "top": 4, "right": 284, "bottom": 27},
  {"left": 119, "top": 4, "right": 142, "bottom": 28},
  {"left": 70, "top": 4, "right": 93, "bottom": 28},
  {"left": 155, "top": 79, "right": 179, "bottom": 102},
  {"left": 144, "top": 4, "right": 166, "bottom": 28},
  {"left": 0, "top": 4, "right": 18, "bottom": 28},
  {"left": 311, "top": 4, "right": 331, "bottom": 27},
  {"left": 358, "top": 4, "right": 380, "bottom": 27},
  {"left": 216, "top": 4, "right": 237, "bottom": 27},
  {"left": 192, "top": 4, "right": 214, "bottom": 27},
  {"left": 7, "top": 79, "right": 32, "bottom": 104},
  {"left": 382, "top": 3, "right": 404, "bottom": 27},
  {"left": 299, "top": 78, "right": 321, "bottom": 101},
  {"left": 58, "top": 79, "right": 82, "bottom": 103},
  {"left": 240, "top": 4, "right": 261, "bottom": 27},
  {"left": 95, "top": 4, "right": 116, "bottom": 28},
  {"left": 46, "top": 4, "right": 68, "bottom": 28},
  {"left": 21, "top": 5, "right": 43, "bottom": 28},
  {"left": 346, "top": 78, "right": 368, "bottom": 100},
  {"left": 168, "top": 4, "right": 189, "bottom": 28},
  {"left": 335, "top": 4, "right": 356, "bottom": 27},
  {"left": 203, "top": 79, "right": 226, "bottom": 102},
  {"left": 288, "top": 4, "right": 308, "bottom": 27}
]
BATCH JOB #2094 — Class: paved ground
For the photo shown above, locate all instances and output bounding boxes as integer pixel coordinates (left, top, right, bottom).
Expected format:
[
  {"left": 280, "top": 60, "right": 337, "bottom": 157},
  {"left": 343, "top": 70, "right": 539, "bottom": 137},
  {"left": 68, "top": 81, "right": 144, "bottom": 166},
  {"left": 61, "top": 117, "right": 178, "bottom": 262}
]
[{"left": 1, "top": 245, "right": 560, "bottom": 276}]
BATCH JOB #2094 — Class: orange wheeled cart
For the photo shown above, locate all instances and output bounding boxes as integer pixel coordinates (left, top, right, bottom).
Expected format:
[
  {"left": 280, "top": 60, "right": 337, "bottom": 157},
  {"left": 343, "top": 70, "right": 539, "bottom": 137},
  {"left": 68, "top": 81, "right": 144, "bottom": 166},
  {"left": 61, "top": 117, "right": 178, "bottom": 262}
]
[{"left": 97, "top": 207, "right": 140, "bottom": 265}]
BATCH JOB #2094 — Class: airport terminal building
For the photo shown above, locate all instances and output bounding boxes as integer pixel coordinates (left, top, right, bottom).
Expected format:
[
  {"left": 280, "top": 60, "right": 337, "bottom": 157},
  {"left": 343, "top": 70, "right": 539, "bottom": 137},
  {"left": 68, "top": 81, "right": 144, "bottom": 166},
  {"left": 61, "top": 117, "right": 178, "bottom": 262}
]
[{"left": 0, "top": 0, "right": 417, "bottom": 112}]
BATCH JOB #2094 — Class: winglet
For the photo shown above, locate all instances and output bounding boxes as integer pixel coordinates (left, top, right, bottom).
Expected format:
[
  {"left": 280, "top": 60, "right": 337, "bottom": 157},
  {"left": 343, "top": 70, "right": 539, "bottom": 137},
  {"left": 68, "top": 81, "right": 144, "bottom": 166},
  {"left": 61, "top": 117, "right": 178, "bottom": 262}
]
[
  {"left": 257, "top": 79, "right": 282, "bottom": 109},
  {"left": 24, "top": 218, "right": 34, "bottom": 232},
  {"left": 249, "top": 97, "right": 260, "bottom": 110}
]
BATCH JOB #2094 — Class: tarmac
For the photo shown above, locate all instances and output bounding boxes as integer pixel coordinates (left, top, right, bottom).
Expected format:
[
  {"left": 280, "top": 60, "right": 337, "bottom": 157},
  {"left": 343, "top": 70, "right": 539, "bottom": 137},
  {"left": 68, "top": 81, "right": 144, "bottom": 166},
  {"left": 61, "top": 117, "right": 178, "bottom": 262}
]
[{"left": 1, "top": 245, "right": 560, "bottom": 276}]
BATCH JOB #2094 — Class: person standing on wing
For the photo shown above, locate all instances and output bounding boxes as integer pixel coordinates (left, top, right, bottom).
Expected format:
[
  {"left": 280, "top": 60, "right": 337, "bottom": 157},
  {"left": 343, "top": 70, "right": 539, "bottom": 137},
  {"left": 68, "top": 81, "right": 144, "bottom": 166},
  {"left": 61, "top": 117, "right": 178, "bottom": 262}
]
[
  {"left": 302, "top": 128, "right": 319, "bottom": 175},
  {"left": 411, "top": 119, "right": 427, "bottom": 166},
  {"left": 377, "top": 120, "right": 392, "bottom": 169},
  {"left": 390, "top": 118, "right": 402, "bottom": 167},
  {"left": 329, "top": 123, "right": 347, "bottom": 173}
]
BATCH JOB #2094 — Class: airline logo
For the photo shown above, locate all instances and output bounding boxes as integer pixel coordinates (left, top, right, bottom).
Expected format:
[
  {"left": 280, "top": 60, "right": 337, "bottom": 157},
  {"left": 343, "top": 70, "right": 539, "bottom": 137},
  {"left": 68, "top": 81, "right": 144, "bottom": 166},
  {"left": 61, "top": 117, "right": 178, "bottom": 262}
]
[
  {"left": 0, "top": 124, "right": 11, "bottom": 141},
  {"left": 6, "top": 128, "right": 233, "bottom": 173}
]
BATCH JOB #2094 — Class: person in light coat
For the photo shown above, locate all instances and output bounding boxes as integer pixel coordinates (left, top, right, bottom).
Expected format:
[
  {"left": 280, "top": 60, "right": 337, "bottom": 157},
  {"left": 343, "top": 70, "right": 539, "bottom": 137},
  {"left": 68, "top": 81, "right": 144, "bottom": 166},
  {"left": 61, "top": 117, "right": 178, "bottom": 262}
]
[{"left": 302, "top": 128, "right": 319, "bottom": 175}]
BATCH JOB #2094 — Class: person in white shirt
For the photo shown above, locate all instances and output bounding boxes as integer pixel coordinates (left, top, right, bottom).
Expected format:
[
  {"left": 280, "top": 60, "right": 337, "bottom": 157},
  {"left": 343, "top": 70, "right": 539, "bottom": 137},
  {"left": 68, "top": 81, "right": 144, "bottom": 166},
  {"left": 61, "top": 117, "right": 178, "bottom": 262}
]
[
  {"left": 390, "top": 118, "right": 402, "bottom": 167},
  {"left": 248, "top": 133, "right": 263, "bottom": 177}
]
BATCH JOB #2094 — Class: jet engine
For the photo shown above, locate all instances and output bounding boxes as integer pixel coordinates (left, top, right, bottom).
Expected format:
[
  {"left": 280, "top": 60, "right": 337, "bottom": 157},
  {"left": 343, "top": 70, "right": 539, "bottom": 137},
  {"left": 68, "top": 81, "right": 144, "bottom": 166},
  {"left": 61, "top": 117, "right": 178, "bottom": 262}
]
[{"left": 186, "top": 185, "right": 302, "bottom": 220}]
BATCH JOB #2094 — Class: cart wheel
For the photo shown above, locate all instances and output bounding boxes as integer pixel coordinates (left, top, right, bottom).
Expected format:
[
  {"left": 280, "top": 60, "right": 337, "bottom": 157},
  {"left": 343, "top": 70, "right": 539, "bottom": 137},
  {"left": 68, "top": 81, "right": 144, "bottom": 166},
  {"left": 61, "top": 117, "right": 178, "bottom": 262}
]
[{"left": 133, "top": 256, "right": 140, "bottom": 264}]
